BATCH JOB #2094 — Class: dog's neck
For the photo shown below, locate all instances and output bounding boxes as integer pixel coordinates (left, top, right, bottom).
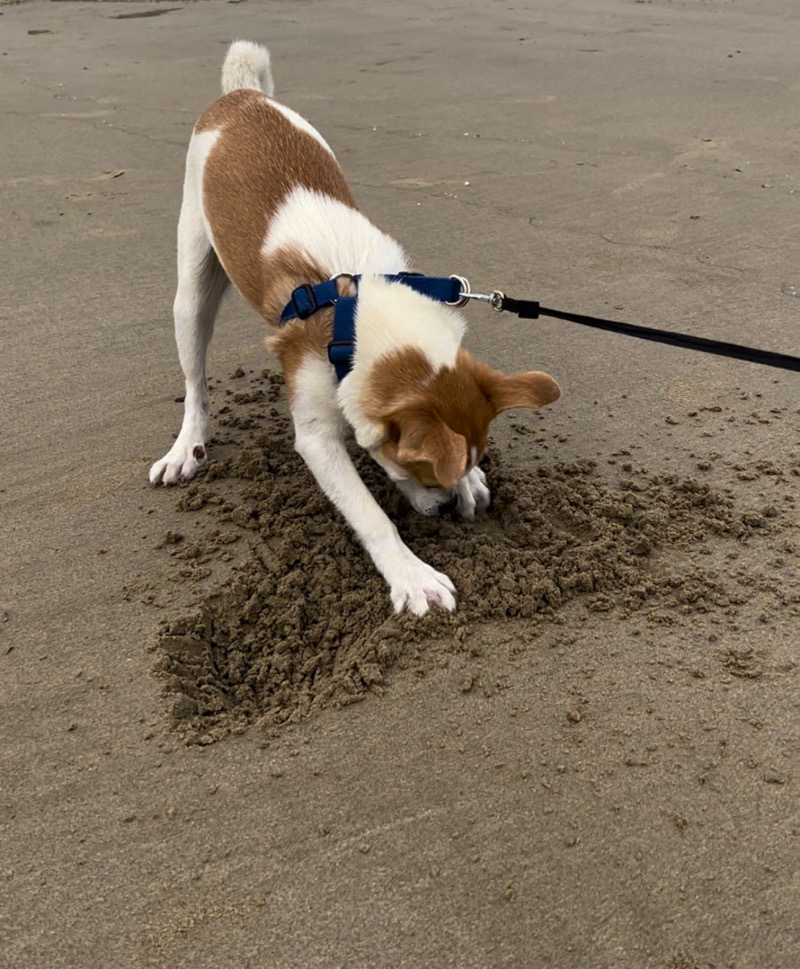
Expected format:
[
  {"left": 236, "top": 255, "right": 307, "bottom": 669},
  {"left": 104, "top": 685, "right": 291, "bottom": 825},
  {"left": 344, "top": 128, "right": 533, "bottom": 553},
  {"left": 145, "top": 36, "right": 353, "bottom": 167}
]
[
  {"left": 260, "top": 188, "right": 413, "bottom": 337},
  {"left": 264, "top": 187, "right": 407, "bottom": 272},
  {"left": 258, "top": 190, "right": 468, "bottom": 449},
  {"left": 338, "top": 275, "right": 468, "bottom": 449}
]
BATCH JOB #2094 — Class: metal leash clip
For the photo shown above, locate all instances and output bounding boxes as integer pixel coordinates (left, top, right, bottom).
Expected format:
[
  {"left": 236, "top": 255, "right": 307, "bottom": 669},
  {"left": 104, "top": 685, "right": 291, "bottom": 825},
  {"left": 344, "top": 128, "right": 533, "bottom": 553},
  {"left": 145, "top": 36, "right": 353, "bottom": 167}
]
[{"left": 450, "top": 275, "right": 506, "bottom": 313}]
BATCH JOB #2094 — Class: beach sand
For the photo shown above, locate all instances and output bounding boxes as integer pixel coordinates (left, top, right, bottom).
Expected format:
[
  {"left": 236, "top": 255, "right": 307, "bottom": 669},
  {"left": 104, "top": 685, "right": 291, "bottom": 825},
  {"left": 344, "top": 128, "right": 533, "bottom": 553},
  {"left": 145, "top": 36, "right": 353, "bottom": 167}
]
[{"left": 2, "top": 2, "right": 798, "bottom": 966}]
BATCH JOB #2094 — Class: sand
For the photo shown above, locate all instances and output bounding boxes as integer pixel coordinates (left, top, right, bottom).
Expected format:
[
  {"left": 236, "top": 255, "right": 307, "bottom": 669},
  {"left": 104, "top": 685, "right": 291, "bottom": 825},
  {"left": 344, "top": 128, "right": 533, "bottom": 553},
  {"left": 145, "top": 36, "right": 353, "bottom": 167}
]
[
  {"left": 150, "top": 368, "right": 796, "bottom": 747},
  {"left": 2, "top": 2, "right": 799, "bottom": 967}
]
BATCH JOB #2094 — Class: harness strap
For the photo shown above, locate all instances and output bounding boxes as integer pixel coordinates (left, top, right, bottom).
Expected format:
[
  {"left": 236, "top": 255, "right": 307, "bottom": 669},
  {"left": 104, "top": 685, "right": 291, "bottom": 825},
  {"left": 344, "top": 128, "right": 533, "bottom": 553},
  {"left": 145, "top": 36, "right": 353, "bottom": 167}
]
[
  {"left": 279, "top": 278, "right": 341, "bottom": 323},
  {"left": 279, "top": 273, "right": 465, "bottom": 379},
  {"left": 328, "top": 297, "right": 358, "bottom": 382}
]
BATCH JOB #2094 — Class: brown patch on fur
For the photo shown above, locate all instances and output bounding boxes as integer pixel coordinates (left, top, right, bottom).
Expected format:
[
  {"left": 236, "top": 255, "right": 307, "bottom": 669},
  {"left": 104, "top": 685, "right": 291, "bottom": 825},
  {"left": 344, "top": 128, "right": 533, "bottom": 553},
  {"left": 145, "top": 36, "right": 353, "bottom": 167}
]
[
  {"left": 394, "top": 417, "right": 467, "bottom": 488},
  {"left": 196, "top": 89, "right": 357, "bottom": 313},
  {"left": 267, "top": 309, "right": 332, "bottom": 403},
  {"left": 260, "top": 247, "right": 328, "bottom": 324},
  {"left": 390, "top": 454, "right": 441, "bottom": 488},
  {"left": 364, "top": 347, "right": 559, "bottom": 488},
  {"left": 361, "top": 346, "right": 435, "bottom": 416},
  {"left": 473, "top": 362, "right": 561, "bottom": 412}
]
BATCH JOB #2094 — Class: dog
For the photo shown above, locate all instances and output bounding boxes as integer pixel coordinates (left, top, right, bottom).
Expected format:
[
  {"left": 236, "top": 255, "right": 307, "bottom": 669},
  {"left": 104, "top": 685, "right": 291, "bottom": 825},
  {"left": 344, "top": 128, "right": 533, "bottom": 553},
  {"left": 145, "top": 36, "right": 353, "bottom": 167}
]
[{"left": 150, "top": 40, "right": 561, "bottom": 615}]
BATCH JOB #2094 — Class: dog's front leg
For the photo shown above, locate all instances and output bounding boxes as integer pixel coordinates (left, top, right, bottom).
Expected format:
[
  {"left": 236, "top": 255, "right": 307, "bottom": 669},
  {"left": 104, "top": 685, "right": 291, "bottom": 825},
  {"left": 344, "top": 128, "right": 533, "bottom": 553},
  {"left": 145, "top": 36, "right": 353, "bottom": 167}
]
[
  {"left": 292, "top": 358, "right": 456, "bottom": 616},
  {"left": 456, "top": 466, "right": 492, "bottom": 520}
]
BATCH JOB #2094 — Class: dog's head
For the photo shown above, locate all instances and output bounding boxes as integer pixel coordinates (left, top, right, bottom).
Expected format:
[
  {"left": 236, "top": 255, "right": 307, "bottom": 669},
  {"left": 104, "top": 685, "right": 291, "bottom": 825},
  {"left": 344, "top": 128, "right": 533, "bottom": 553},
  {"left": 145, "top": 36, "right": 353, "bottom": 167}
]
[{"left": 366, "top": 347, "right": 560, "bottom": 514}]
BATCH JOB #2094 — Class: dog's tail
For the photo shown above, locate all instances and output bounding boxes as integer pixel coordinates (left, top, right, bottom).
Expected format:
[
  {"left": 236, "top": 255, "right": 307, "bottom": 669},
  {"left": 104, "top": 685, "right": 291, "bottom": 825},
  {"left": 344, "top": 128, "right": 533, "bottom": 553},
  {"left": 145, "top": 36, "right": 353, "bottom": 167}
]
[{"left": 221, "top": 40, "right": 275, "bottom": 97}]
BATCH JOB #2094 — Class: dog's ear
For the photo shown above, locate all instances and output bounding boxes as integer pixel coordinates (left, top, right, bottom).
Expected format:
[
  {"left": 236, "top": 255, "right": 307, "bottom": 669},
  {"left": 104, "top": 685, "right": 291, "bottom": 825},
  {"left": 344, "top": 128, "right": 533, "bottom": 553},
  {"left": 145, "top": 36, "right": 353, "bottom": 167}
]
[
  {"left": 475, "top": 366, "right": 561, "bottom": 416},
  {"left": 394, "top": 408, "right": 468, "bottom": 488}
]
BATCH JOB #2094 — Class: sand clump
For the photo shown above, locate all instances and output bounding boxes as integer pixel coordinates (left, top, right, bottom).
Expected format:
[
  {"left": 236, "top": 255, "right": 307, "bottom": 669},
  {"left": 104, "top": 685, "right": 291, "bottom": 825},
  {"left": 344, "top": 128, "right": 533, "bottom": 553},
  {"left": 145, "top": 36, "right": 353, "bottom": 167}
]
[{"left": 150, "top": 369, "right": 798, "bottom": 743}]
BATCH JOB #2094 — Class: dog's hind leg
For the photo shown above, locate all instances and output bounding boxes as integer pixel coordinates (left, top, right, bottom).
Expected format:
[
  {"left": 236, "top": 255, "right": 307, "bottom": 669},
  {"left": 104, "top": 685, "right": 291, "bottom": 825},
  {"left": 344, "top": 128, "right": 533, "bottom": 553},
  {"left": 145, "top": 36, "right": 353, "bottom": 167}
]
[{"left": 150, "top": 133, "right": 229, "bottom": 485}]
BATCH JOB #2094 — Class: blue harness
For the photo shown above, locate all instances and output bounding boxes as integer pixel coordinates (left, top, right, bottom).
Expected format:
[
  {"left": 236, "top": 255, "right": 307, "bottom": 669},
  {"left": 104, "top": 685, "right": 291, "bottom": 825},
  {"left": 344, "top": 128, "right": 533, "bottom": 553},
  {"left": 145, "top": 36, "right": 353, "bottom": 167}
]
[{"left": 279, "top": 273, "right": 466, "bottom": 381}]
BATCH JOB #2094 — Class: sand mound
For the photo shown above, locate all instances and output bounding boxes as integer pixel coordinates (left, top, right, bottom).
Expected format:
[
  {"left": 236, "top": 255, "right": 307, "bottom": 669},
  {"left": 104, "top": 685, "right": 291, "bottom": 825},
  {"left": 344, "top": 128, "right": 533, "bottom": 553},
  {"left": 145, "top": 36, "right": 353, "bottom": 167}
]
[{"left": 150, "top": 368, "right": 797, "bottom": 743}]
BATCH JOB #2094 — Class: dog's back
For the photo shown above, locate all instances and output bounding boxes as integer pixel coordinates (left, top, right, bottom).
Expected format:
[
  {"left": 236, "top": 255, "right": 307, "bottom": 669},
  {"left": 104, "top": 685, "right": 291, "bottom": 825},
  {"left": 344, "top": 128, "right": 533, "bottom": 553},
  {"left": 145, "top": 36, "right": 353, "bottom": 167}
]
[{"left": 191, "top": 44, "right": 359, "bottom": 311}]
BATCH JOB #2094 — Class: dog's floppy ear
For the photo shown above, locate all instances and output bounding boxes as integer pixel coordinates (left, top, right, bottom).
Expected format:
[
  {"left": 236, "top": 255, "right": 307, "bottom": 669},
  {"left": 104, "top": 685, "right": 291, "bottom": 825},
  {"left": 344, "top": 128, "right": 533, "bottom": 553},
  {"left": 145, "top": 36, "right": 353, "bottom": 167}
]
[
  {"left": 476, "top": 367, "right": 561, "bottom": 416},
  {"left": 394, "top": 408, "right": 468, "bottom": 488}
]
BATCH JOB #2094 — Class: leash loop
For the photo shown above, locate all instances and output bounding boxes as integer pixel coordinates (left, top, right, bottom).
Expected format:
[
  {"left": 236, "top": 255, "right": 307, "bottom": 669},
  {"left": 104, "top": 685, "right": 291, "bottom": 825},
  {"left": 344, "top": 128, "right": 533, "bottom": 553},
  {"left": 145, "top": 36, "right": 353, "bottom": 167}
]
[{"left": 447, "top": 275, "right": 472, "bottom": 307}]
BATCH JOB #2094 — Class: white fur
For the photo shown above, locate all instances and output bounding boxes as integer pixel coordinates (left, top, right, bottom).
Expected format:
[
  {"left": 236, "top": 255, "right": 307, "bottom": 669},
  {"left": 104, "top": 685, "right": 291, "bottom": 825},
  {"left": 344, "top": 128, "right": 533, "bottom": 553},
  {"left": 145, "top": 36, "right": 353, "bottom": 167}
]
[
  {"left": 262, "top": 187, "right": 407, "bottom": 275},
  {"left": 456, "top": 466, "right": 491, "bottom": 520},
  {"left": 354, "top": 275, "right": 465, "bottom": 371},
  {"left": 149, "top": 129, "right": 223, "bottom": 486},
  {"left": 183, "top": 130, "right": 221, "bottom": 249},
  {"left": 222, "top": 41, "right": 274, "bottom": 96}
]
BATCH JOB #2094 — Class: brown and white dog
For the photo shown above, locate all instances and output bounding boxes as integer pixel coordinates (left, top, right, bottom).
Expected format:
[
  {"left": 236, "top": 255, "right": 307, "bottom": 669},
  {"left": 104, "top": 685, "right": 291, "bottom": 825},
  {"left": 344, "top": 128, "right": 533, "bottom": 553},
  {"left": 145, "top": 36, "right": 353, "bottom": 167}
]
[{"left": 150, "top": 41, "right": 561, "bottom": 615}]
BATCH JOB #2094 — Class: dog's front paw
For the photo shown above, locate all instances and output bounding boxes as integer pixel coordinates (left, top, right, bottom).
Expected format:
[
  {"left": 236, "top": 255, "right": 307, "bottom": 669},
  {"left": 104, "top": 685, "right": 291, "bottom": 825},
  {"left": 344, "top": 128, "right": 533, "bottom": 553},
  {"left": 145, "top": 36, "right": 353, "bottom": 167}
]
[
  {"left": 389, "top": 556, "right": 456, "bottom": 616},
  {"left": 456, "top": 466, "right": 491, "bottom": 520},
  {"left": 149, "top": 438, "right": 208, "bottom": 486}
]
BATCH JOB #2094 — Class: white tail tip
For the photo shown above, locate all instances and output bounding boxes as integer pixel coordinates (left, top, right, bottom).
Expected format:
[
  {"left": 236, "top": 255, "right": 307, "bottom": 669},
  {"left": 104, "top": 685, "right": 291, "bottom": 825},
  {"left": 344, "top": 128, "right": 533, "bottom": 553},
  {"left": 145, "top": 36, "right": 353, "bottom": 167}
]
[{"left": 221, "top": 40, "right": 274, "bottom": 96}]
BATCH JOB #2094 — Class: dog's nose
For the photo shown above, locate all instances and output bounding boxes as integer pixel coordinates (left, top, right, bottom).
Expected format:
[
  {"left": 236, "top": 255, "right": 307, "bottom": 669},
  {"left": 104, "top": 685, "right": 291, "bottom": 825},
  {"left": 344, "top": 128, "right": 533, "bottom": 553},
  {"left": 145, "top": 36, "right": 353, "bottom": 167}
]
[{"left": 439, "top": 493, "right": 458, "bottom": 515}]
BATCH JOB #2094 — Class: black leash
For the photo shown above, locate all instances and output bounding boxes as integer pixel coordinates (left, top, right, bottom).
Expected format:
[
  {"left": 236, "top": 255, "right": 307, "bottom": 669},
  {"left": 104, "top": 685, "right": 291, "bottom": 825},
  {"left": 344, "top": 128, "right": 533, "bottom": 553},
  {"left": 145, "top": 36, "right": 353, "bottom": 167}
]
[{"left": 460, "top": 283, "right": 800, "bottom": 373}]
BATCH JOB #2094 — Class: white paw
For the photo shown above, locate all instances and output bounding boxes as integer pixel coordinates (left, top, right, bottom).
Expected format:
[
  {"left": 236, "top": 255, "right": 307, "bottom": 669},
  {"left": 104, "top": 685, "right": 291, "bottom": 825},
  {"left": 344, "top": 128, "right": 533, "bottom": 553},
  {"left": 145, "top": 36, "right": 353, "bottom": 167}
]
[
  {"left": 389, "top": 556, "right": 457, "bottom": 616},
  {"left": 456, "top": 466, "right": 491, "bottom": 520},
  {"left": 149, "top": 438, "right": 207, "bottom": 486}
]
